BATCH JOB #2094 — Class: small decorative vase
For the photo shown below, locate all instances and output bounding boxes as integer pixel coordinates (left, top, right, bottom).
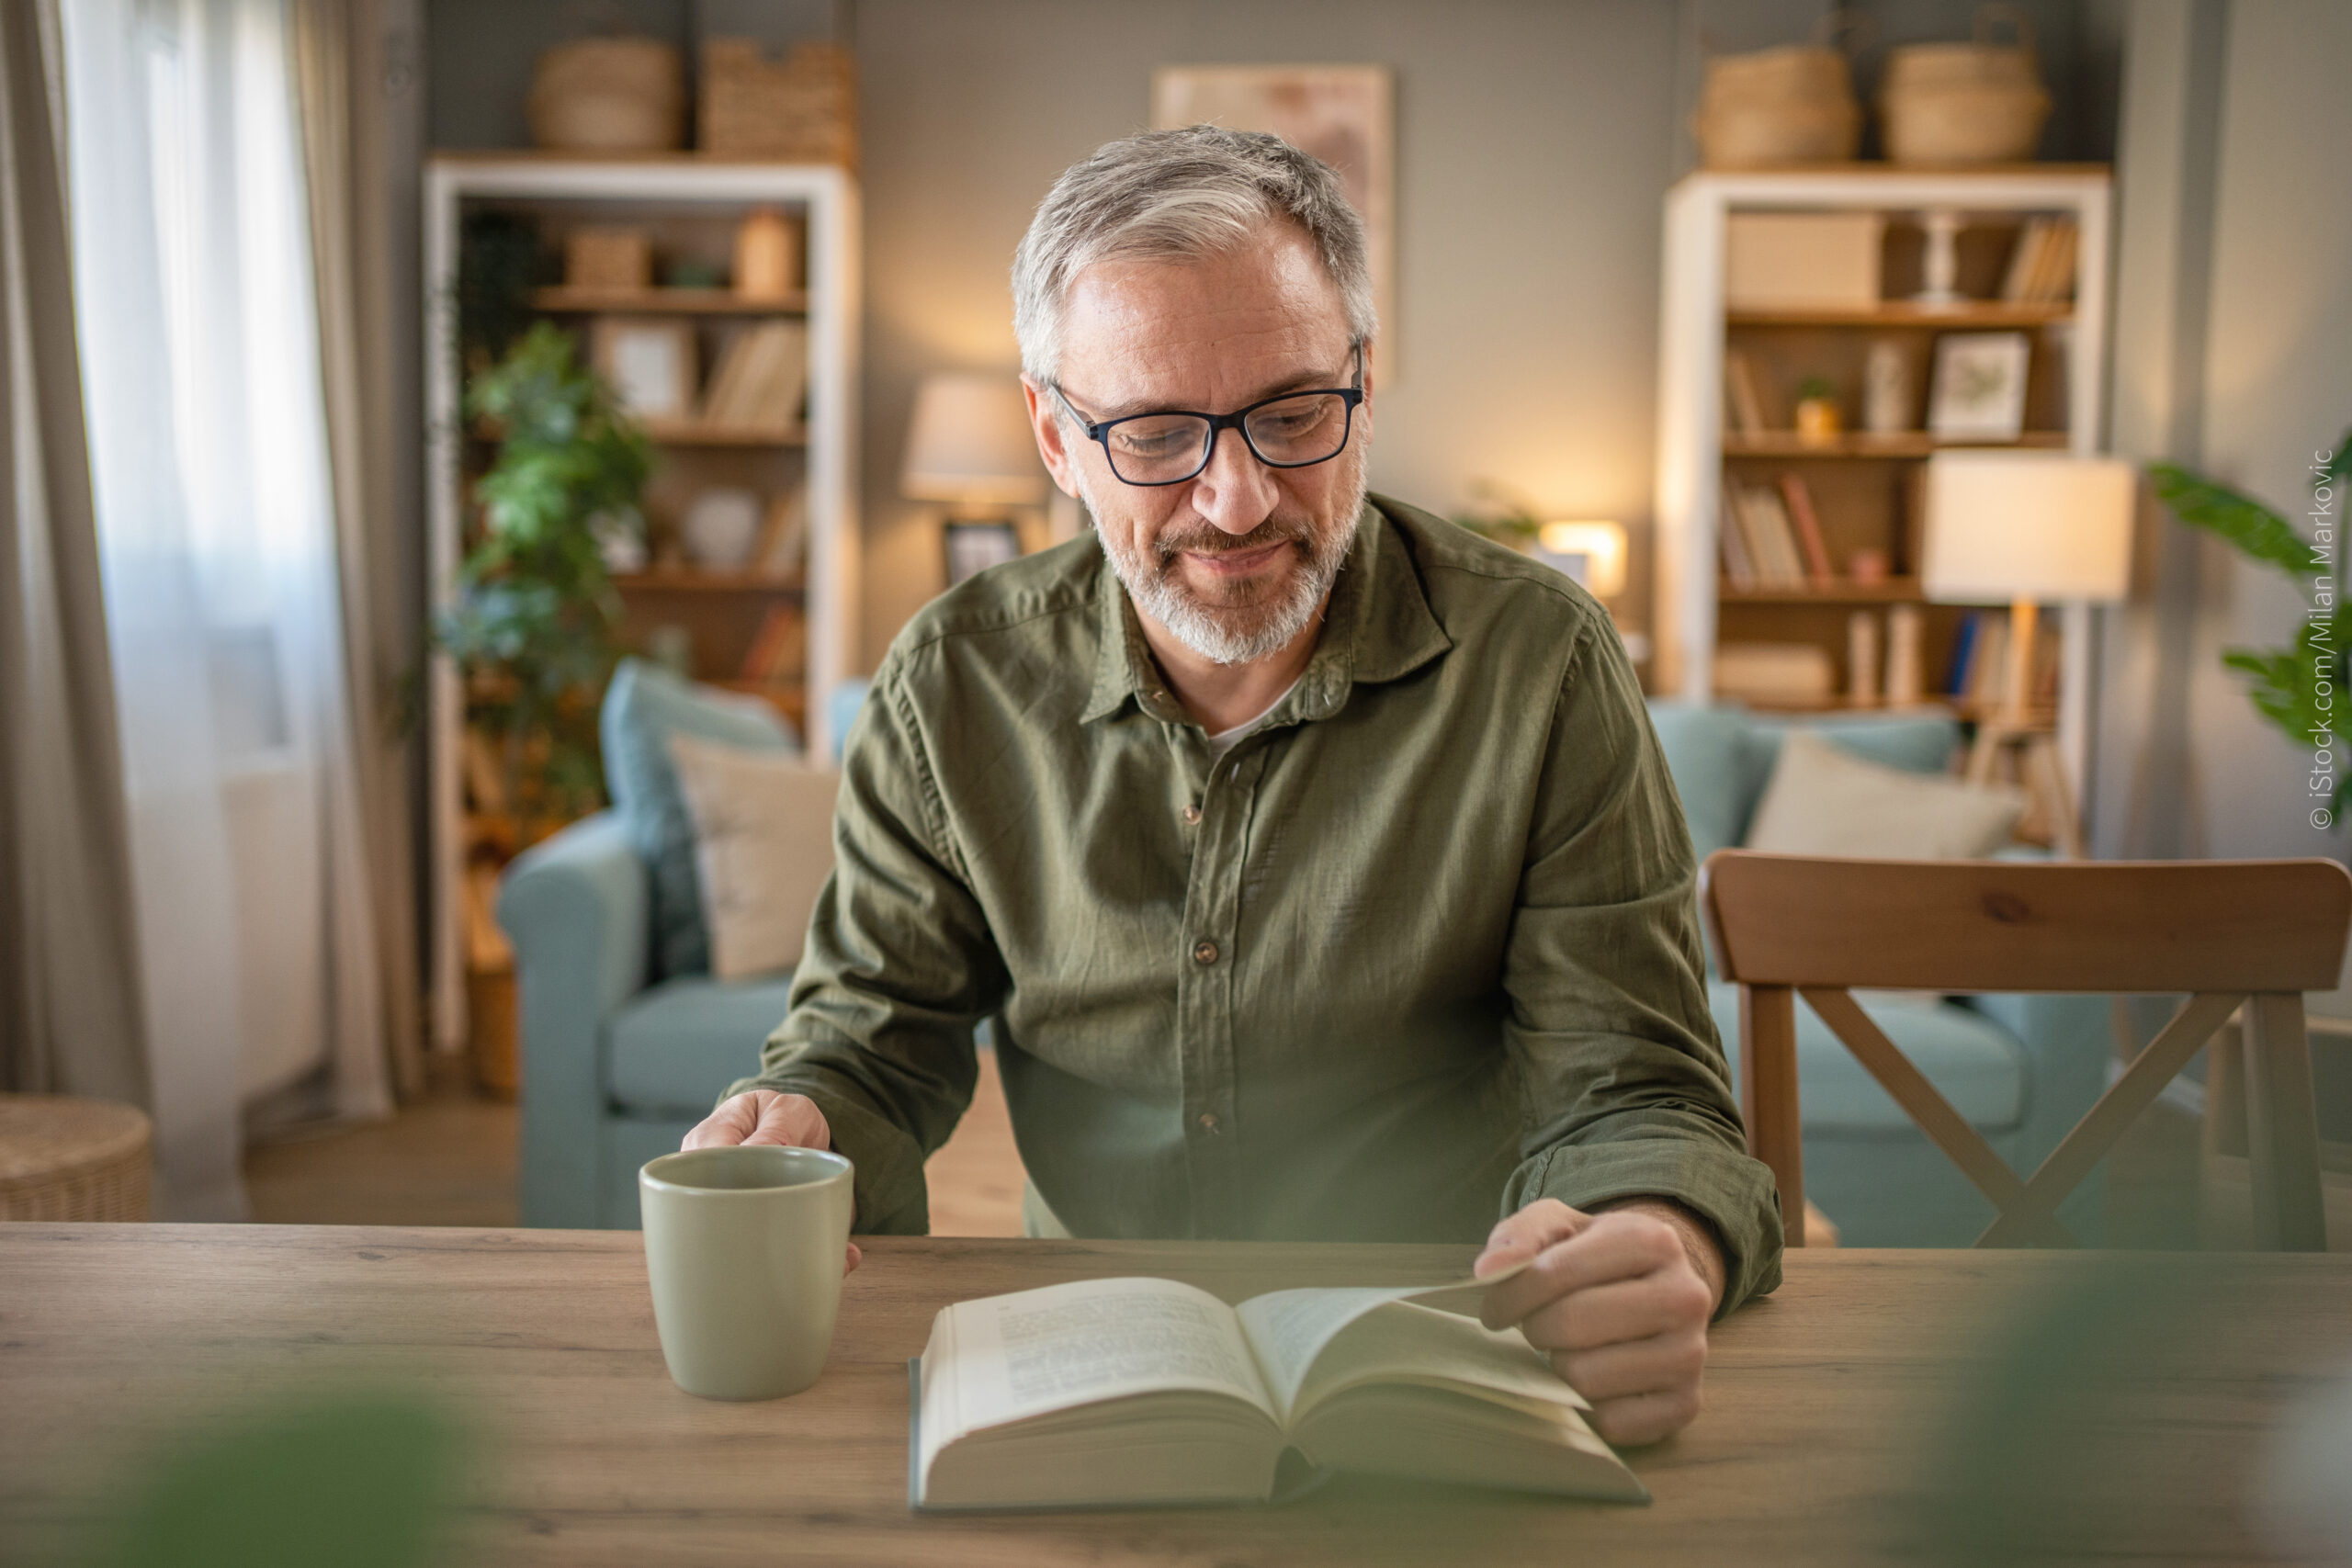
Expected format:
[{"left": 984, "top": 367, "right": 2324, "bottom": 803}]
[{"left": 1795, "top": 395, "right": 1843, "bottom": 446}]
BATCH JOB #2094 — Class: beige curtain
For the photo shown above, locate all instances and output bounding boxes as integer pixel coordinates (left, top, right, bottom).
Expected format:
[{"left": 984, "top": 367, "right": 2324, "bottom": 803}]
[
  {"left": 0, "top": 0, "right": 151, "bottom": 1104},
  {"left": 291, "top": 0, "right": 425, "bottom": 1100}
]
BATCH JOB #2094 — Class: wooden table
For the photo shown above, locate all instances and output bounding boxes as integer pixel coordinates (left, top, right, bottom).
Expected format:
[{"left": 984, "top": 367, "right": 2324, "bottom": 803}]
[{"left": 4, "top": 1225, "right": 2347, "bottom": 1565}]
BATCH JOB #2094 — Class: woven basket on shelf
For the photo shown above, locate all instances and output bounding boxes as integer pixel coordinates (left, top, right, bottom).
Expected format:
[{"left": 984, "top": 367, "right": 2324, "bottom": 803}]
[
  {"left": 0, "top": 1095, "right": 152, "bottom": 1222},
  {"left": 698, "top": 39, "right": 857, "bottom": 167},
  {"left": 527, "top": 35, "right": 684, "bottom": 153},
  {"left": 1693, "top": 15, "right": 1865, "bottom": 169},
  {"left": 1879, "top": 3, "right": 2051, "bottom": 165}
]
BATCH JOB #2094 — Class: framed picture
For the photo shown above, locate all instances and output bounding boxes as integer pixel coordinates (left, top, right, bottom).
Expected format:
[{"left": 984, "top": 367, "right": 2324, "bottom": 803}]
[
  {"left": 943, "top": 521, "right": 1022, "bottom": 587},
  {"left": 1151, "top": 64, "right": 1394, "bottom": 367},
  {"left": 1927, "top": 332, "right": 2030, "bottom": 441},
  {"left": 591, "top": 317, "right": 697, "bottom": 422}
]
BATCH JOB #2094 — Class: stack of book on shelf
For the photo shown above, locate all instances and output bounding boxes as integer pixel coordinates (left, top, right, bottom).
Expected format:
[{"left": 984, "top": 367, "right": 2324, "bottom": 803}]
[
  {"left": 701, "top": 321, "right": 809, "bottom": 434},
  {"left": 1945, "top": 610, "right": 2060, "bottom": 712},
  {"left": 1719, "top": 472, "right": 1832, "bottom": 591},
  {"left": 739, "top": 603, "right": 806, "bottom": 683},
  {"left": 2001, "top": 219, "right": 2078, "bottom": 305}
]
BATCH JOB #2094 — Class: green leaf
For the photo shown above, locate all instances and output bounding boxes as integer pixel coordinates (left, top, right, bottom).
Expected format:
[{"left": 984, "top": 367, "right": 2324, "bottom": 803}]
[{"left": 2149, "top": 463, "right": 2323, "bottom": 577}]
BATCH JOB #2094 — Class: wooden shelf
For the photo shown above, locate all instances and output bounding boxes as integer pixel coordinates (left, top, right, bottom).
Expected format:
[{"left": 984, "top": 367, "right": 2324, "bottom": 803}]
[
  {"left": 637, "top": 420, "right": 807, "bottom": 447},
  {"left": 1722, "top": 431, "right": 2070, "bottom": 458},
  {"left": 1727, "top": 301, "right": 2074, "bottom": 329},
  {"left": 613, "top": 570, "right": 805, "bottom": 594},
  {"left": 532, "top": 287, "right": 808, "bottom": 316},
  {"left": 1720, "top": 577, "right": 1927, "bottom": 604}
]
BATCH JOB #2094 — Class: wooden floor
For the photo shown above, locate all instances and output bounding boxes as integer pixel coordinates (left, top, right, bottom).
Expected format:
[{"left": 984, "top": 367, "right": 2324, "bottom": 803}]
[
  {"left": 245, "top": 1044, "right": 2252, "bottom": 1246},
  {"left": 243, "top": 1050, "right": 1028, "bottom": 1235}
]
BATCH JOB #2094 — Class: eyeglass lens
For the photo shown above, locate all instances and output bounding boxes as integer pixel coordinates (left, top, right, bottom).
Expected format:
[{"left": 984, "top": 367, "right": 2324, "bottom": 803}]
[{"left": 1102, "top": 391, "right": 1353, "bottom": 484}]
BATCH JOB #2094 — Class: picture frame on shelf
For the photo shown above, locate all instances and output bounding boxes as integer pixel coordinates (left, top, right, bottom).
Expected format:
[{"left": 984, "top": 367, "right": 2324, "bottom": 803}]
[
  {"left": 943, "top": 521, "right": 1021, "bottom": 587},
  {"left": 1927, "top": 331, "right": 2030, "bottom": 441},
  {"left": 592, "top": 317, "right": 698, "bottom": 421}
]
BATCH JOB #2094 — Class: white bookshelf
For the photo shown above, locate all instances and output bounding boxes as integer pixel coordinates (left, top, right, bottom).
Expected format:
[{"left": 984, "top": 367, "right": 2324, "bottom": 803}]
[
  {"left": 1650, "top": 165, "right": 2112, "bottom": 809},
  {"left": 423, "top": 156, "right": 861, "bottom": 1051}
]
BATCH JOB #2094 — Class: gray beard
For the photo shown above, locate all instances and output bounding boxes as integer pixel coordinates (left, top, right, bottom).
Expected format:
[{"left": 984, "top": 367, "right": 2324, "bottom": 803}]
[{"left": 1082, "top": 462, "right": 1364, "bottom": 667}]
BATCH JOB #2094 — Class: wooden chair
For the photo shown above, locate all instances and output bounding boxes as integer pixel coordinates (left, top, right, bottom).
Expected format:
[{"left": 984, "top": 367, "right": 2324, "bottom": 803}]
[{"left": 1700, "top": 852, "right": 2352, "bottom": 1250}]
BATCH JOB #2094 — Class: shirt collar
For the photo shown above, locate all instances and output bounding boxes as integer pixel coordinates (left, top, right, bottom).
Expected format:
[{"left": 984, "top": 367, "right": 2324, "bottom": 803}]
[{"left": 1080, "top": 494, "right": 1453, "bottom": 727}]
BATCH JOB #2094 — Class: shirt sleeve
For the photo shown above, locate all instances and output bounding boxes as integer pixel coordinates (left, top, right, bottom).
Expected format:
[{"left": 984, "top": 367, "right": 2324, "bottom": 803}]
[
  {"left": 1498, "top": 607, "right": 1785, "bottom": 1314},
  {"left": 722, "top": 659, "right": 1007, "bottom": 1235}
]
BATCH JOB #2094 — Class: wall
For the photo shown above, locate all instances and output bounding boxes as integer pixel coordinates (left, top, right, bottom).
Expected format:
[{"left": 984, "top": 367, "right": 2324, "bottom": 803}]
[{"left": 2094, "top": 0, "right": 2352, "bottom": 873}]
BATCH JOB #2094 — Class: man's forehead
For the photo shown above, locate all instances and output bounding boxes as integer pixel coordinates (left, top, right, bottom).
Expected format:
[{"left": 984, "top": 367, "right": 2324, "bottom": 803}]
[{"left": 1056, "top": 230, "right": 1351, "bottom": 406}]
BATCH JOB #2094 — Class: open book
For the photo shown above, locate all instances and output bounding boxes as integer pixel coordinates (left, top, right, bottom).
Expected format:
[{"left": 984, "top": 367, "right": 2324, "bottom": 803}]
[{"left": 909, "top": 1266, "right": 1646, "bottom": 1512}]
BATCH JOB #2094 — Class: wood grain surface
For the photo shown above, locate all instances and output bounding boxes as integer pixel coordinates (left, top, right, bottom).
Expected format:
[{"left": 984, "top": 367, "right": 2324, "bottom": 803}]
[{"left": 4, "top": 1225, "right": 2347, "bottom": 1566}]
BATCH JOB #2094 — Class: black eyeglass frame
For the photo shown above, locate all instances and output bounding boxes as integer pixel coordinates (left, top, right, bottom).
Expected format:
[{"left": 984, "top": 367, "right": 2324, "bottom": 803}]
[{"left": 1051, "top": 343, "right": 1366, "bottom": 487}]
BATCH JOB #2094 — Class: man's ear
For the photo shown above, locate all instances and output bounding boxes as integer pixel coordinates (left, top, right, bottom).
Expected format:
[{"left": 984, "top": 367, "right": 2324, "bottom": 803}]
[
  {"left": 1022, "top": 376, "right": 1081, "bottom": 499},
  {"left": 1356, "top": 340, "right": 1375, "bottom": 432}
]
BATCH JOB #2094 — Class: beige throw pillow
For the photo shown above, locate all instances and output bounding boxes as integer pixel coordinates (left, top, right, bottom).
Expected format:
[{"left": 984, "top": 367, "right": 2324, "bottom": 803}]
[
  {"left": 667, "top": 733, "right": 841, "bottom": 980},
  {"left": 1744, "top": 728, "right": 2024, "bottom": 859}
]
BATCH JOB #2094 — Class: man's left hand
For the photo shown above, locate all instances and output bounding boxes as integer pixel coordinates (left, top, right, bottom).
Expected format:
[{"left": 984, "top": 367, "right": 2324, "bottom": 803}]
[{"left": 1473, "top": 1197, "right": 1724, "bottom": 1447}]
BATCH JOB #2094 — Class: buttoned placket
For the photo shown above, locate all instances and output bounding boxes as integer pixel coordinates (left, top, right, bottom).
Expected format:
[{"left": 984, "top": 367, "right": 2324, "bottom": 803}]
[{"left": 1170, "top": 723, "right": 1271, "bottom": 1237}]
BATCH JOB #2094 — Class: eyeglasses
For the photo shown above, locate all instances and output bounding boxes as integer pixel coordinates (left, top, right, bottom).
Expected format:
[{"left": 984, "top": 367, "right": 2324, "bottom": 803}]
[{"left": 1052, "top": 344, "right": 1365, "bottom": 487}]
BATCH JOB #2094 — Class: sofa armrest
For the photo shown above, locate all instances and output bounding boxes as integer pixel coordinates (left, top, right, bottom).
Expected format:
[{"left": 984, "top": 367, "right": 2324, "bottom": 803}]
[{"left": 499, "top": 810, "right": 650, "bottom": 1227}]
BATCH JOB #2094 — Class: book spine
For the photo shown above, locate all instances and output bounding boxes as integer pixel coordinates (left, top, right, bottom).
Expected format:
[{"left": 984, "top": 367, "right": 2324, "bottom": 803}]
[
  {"left": 1777, "top": 472, "right": 1835, "bottom": 582},
  {"left": 1717, "top": 479, "right": 1757, "bottom": 591}
]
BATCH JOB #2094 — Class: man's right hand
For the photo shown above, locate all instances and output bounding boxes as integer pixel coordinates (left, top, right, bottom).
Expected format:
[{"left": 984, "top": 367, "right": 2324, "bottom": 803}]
[{"left": 682, "top": 1091, "right": 861, "bottom": 1273}]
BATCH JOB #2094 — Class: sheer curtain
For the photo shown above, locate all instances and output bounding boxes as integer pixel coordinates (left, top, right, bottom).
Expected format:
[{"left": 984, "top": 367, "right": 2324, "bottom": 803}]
[{"left": 62, "top": 0, "right": 390, "bottom": 1216}]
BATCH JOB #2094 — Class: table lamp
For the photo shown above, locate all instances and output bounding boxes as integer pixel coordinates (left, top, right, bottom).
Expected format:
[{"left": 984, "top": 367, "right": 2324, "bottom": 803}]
[
  {"left": 901, "top": 372, "right": 1048, "bottom": 518},
  {"left": 1921, "top": 453, "right": 2135, "bottom": 723},
  {"left": 1535, "top": 520, "right": 1628, "bottom": 599}
]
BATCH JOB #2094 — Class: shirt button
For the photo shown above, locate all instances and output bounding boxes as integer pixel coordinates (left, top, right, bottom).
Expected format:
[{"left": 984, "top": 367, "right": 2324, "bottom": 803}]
[
  {"left": 1182, "top": 803, "right": 1201, "bottom": 825},
  {"left": 1197, "top": 1111, "right": 1221, "bottom": 1134},
  {"left": 1193, "top": 940, "right": 1218, "bottom": 965}
]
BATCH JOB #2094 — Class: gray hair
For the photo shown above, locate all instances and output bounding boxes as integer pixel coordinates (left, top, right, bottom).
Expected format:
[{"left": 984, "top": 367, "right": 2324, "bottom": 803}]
[{"left": 1011, "top": 124, "right": 1377, "bottom": 387}]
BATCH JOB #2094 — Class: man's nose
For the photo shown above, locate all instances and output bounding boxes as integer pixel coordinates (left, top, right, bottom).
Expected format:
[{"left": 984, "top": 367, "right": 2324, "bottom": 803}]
[{"left": 1185, "top": 424, "right": 1280, "bottom": 535}]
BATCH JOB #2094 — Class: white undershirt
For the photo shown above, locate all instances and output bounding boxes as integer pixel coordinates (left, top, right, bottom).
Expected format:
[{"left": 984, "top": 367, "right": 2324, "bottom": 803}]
[{"left": 1203, "top": 676, "right": 1302, "bottom": 761}]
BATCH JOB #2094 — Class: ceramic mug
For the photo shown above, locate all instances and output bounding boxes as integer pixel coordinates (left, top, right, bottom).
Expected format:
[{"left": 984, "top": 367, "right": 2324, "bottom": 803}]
[{"left": 639, "top": 1145, "right": 854, "bottom": 1400}]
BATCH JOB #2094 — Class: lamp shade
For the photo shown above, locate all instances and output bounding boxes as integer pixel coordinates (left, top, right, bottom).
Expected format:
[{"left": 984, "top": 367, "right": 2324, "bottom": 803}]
[
  {"left": 1536, "top": 520, "right": 1628, "bottom": 598},
  {"left": 901, "top": 372, "right": 1048, "bottom": 506},
  {"left": 1920, "top": 453, "right": 2137, "bottom": 605}
]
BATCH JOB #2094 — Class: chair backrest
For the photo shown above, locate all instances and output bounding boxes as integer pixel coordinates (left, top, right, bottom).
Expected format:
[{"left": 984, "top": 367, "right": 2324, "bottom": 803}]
[{"left": 1700, "top": 852, "right": 2352, "bottom": 1250}]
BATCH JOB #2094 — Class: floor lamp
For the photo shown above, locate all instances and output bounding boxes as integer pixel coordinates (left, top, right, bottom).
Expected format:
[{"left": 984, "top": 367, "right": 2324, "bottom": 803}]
[{"left": 1921, "top": 453, "right": 2136, "bottom": 856}]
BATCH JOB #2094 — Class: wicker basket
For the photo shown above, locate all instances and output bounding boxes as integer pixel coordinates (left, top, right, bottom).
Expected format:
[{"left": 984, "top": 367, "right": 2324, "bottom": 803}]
[
  {"left": 0, "top": 1095, "right": 152, "bottom": 1221},
  {"left": 1879, "top": 4, "right": 2051, "bottom": 165},
  {"left": 1694, "top": 17, "right": 1864, "bottom": 169},
  {"left": 527, "top": 35, "right": 684, "bottom": 153},
  {"left": 698, "top": 39, "right": 857, "bottom": 167}
]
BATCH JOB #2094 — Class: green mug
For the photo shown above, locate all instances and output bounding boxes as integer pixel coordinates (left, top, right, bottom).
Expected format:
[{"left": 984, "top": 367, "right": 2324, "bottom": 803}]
[{"left": 639, "top": 1145, "right": 854, "bottom": 1400}]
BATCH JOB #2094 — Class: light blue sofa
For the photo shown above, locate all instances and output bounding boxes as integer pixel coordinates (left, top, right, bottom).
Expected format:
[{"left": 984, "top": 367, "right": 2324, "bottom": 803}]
[{"left": 503, "top": 682, "right": 2108, "bottom": 1242}]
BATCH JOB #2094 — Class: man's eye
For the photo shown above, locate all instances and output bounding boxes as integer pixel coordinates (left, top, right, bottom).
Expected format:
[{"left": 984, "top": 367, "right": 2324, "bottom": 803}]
[{"left": 1111, "top": 422, "right": 1196, "bottom": 457}]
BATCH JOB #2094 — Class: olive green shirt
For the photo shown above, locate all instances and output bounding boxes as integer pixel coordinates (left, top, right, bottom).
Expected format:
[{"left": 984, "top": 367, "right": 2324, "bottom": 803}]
[{"left": 729, "top": 495, "right": 1784, "bottom": 1312}]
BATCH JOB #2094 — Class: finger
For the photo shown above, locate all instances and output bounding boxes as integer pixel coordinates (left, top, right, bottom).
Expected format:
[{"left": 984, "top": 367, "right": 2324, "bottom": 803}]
[
  {"left": 680, "top": 1098, "right": 754, "bottom": 1151},
  {"left": 1481, "top": 1213, "right": 1686, "bottom": 1329},
  {"left": 1589, "top": 1384, "right": 1703, "bottom": 1449},
  {"left": 1519, "top": 1274, "right": 1702, "bottom": 1356},
  {"left": 1476, "top": 1200, "right": 1587, "bottom": 1280},
  {"left": 844, "top": 1241, "right": 863, "bottom": 1275},
  {"left": 1549, "top": 1326, "right": 1707, "bottom": 1404},
  {"left": 740, "top": 1096, "right": 825, "bottom": 1148}
]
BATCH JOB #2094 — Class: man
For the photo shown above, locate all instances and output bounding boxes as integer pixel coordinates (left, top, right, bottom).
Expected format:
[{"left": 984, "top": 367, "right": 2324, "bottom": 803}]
[{"left": 688, "top": 126, "right": 1782, "bottom": 1445}]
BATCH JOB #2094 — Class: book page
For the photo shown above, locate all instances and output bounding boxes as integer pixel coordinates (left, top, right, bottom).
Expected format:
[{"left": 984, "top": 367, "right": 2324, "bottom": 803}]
[
  {"left": 1285, "top": 1299, "right": 1588, "bottom": 1424},
  {"left": 1232, "top": 1258, "right": 1532, "bottom": 1421},
  {"left": 923, "top": 1277, "right": 1275, "bottom": 1442}
]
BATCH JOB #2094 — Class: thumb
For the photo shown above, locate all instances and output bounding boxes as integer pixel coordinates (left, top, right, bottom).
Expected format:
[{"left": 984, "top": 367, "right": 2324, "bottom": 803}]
[{"left": 1475, "top": 1200, "right": 1591, "bottom": 1278}]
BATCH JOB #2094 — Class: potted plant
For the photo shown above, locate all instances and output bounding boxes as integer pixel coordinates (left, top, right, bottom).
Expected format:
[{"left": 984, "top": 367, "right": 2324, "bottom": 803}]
[
  {"left": 435, "top": 321, "right": 652, "bottom": 847},
  {"left": 2151, "top": 429, "right": 2349, "bottom": 825}
]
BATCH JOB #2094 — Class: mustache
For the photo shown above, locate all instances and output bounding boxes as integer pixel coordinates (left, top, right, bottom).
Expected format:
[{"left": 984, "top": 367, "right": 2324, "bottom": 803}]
[{"left": 1153, "top": 516, "right": 1315, "bottom": 564}]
